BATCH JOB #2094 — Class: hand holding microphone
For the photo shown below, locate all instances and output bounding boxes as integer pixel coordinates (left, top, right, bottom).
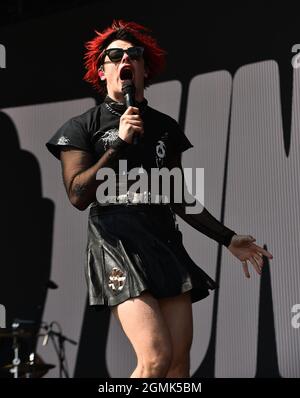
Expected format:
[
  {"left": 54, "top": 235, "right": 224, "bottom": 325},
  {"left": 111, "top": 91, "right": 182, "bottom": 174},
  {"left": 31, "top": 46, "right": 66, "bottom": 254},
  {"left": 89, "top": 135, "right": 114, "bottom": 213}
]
[
  {"left": 118, "top": 106, "right": 143, "bottom": 145},
  {"left": 121, "top": 71, "right": 142, "bottom": 145},
  {"left": 119, "top": 76, "right": 144, "bottom": 147}
]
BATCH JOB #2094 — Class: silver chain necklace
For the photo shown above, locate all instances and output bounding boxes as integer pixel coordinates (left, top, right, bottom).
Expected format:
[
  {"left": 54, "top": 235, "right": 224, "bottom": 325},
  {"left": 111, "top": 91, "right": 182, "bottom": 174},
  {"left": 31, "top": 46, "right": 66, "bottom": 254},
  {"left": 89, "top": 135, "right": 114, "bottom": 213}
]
[{"left": 104, "top": 102, "right": 123, "bottom": 117}]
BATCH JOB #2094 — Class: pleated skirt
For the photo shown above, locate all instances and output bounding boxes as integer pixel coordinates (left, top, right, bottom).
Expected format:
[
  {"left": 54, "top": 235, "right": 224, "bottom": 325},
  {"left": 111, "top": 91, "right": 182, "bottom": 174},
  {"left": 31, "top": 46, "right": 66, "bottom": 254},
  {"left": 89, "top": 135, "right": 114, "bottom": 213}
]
[{"left": 85, "top": 203, "right": 217, "bottom": 308}]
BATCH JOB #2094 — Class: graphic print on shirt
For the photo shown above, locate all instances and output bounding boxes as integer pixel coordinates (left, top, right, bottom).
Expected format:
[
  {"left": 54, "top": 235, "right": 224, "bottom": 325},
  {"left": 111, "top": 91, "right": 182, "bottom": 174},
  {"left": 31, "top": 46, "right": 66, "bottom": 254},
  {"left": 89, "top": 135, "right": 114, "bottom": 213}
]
[
  {"left": 57, "top": 136, "right": 70, "bottom": 145},
  {"left": 155, "top": 132, "right": 168, "bottom": 168},
  {"left": 100, "top": 128, "right": 119, "bottom": 150}
]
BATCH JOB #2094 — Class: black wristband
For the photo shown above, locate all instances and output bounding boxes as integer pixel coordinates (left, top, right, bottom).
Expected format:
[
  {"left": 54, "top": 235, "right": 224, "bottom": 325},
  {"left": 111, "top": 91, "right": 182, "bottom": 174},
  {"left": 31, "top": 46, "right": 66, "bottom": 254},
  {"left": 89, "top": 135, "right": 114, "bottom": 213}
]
[
  {"left": 223, "top": 232, "right": 237, "bottom": 247},
  {"left": 110, "top": 136, "right": 131, "bottom": 151}
]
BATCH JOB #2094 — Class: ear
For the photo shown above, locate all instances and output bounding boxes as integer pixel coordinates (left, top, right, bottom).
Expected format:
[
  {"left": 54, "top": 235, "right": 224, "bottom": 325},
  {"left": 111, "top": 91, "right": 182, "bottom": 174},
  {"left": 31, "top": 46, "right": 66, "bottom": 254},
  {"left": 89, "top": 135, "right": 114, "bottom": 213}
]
[{"left": 98, "top": 68, "right": 106, "bottom": 81}]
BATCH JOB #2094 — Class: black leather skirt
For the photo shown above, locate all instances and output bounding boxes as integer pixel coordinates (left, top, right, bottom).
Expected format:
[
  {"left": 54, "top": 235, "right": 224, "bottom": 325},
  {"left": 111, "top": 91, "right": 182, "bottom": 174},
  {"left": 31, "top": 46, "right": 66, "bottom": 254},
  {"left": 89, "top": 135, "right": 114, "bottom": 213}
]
[{"left": 85, "top": 203, "right": 217, "bottom": 308}]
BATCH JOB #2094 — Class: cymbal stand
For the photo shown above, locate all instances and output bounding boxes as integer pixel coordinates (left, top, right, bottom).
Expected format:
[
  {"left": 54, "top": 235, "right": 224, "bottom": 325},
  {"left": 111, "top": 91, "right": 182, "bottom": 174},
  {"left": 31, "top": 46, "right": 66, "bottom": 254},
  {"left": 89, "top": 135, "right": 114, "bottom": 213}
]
[
  {"left": 10, "top": 322, "right": 21, "bottom": 378},
  {"left": 41, "top": 322, "right": 77, "bottom": 378},
  {"left": 24, "top": 352, "right": 35, "bottom": 378}
]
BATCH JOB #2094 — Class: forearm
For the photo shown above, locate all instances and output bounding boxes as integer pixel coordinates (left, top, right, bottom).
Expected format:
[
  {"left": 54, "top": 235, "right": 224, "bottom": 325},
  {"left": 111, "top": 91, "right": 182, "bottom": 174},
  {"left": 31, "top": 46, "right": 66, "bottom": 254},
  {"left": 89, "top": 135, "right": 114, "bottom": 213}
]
[
  {"left": 169, "top": 163, "right": 236, "bottom": 247},
  {"left": 171, "top": 201, "right": 236, "bottom": 247},
  {"left": 69, "top": 138, "right": 128, "bottom": 210}
]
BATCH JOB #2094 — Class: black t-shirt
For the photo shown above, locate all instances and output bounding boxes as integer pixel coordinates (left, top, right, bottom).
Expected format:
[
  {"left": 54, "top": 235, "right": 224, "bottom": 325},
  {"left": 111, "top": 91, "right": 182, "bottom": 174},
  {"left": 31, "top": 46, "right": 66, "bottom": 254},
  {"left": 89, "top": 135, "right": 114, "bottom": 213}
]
[
  {"left": 46, "top": 97, "right": 236, "bottom": 246},
  {"left": 46, "top": 97, "right": 193, "bottom": 172}
]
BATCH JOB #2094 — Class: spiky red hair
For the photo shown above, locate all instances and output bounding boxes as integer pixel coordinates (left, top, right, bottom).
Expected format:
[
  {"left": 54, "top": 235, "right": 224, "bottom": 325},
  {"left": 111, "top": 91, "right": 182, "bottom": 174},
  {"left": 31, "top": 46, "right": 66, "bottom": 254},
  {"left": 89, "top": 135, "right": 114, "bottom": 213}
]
[{"left": 84, "top": 20, "right": 166, "bottom": 94}]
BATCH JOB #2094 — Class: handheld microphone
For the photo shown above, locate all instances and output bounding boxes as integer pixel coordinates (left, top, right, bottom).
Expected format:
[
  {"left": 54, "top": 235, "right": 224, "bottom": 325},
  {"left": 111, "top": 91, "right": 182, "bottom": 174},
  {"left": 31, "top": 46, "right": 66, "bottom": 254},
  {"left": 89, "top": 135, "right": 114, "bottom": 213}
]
[
  {"left": 121, "top": 75, "right": 139, "bottom": 145},
  {"left": 122, "top": 79, "right": 135, "bottom": 108}
]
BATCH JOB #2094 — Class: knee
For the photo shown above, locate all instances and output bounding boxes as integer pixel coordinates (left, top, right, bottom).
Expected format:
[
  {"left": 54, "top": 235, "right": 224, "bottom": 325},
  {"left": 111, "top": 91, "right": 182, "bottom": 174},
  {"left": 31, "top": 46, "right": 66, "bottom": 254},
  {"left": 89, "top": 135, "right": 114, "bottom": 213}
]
[
  {"left": 166, "top": 354, "right": 190, "bottom": 378},
  {"left": 140, "top": 348, "right": 173, "bottom": 378}
]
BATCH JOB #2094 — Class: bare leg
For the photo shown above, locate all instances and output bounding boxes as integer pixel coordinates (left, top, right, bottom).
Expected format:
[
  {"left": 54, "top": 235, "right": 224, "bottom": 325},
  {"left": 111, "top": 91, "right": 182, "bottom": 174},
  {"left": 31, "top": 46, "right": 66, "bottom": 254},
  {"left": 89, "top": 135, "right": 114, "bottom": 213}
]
[
  {"left": 158, "top": 291, "right": 193, "bottom": 378},
  {"left": 111, "top": 291, "right": 173, "bottom": 378}
]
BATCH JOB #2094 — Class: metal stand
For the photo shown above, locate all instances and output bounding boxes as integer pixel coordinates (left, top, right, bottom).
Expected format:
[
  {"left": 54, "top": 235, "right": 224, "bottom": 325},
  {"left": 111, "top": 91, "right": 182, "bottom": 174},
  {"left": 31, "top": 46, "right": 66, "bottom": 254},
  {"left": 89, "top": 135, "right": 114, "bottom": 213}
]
[
  {"left": 10, "top": 322, "right": 21, "bottom": 378},
  {"left": 41, "top": 321, "right": 77, "bottom": 378}
]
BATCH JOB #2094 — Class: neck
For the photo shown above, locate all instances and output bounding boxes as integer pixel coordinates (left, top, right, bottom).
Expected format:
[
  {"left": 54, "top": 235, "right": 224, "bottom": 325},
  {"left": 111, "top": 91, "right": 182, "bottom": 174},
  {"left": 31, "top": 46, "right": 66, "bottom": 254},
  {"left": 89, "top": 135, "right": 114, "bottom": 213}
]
[{"left": 107, "top": 90, "right": 144, "bottom": 104}]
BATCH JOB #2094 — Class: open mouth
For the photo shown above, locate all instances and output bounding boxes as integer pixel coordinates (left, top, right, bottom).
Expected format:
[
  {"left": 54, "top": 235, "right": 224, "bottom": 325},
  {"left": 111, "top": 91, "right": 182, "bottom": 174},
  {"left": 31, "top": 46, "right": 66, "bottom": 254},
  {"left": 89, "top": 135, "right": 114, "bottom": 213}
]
[{"left": 120, "top": 66, "right": 134, "bottom": 81}]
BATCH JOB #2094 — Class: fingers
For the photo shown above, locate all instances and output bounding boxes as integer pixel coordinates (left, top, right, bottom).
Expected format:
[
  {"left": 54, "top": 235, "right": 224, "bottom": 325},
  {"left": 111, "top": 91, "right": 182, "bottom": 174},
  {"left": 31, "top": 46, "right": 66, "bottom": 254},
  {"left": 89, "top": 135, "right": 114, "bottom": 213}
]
[
  {"left": 242, "top": 254, "right": 264, "bottom": 278},
  {"left": 249, "top": 256, "right": 262, "bottom": 275},
  {"left": 252, "top": 244, "right": 273, "bottom": 259},
  {"left": 253, "top": 253, "right": 263, "bottom": 269},
  {"left": 238, "top": 237, "right": 273, "bottom": 279},
  {"left": 121, "top": 115, "right": 143, "bottom": 125},
  {"left": 123, "top": 106, "right": 140, "bottom": 115},
  {"left": 125, "top": 120, "right": 143, "bottom": 129},
  {"left": 244, "top": 236, "right": 273, "bottom": 260},
  {"left": 119, "top": 108, "right": 144, "bottom": 143},
  {"left": 242, "top": 257, "right": 261, "bottom": 278},
  {"left": 121, "top": 110, "right": 143, "bottom": 128},
  {"left": 122, "top": 113, "right": 142, "bottom": 121},
  {"left": 242, "top": 261, "right": 250, "bottom": 278}
]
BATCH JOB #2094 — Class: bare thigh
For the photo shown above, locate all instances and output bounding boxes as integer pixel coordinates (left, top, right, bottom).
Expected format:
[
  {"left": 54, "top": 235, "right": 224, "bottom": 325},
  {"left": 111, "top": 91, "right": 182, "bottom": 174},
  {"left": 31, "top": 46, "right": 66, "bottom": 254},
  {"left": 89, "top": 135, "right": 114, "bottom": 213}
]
[
  {"left": 111, "top": 291, "right": 172, "bottom": 365},
  {"left": 158, "top": 291, "right": 193, "bottom": 363}
]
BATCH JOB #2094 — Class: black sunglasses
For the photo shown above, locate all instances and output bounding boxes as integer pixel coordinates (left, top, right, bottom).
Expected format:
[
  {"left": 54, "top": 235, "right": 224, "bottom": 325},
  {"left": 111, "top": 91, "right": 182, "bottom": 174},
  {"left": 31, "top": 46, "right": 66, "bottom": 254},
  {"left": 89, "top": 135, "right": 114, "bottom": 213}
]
[{"left": 102, "top": 46, "right": 144, "bottom": 63}]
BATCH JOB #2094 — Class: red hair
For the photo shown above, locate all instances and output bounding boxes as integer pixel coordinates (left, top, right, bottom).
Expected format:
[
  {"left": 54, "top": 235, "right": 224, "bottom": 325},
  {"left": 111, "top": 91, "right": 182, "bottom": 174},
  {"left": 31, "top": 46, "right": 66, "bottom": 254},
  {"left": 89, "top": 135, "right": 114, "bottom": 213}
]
[{"left": 84, "top": 20, "right": 166, "bottom": 94}]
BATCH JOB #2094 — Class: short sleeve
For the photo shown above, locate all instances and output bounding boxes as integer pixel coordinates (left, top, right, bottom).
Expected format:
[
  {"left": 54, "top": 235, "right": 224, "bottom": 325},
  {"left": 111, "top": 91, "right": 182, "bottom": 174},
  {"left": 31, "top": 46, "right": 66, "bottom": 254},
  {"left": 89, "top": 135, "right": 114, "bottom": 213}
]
[
  {"left": 169, "top": 119, "right": 193, "bottom": 154},
  {"left": 46, "top": 118, "right": 93, "bottom": 160}
]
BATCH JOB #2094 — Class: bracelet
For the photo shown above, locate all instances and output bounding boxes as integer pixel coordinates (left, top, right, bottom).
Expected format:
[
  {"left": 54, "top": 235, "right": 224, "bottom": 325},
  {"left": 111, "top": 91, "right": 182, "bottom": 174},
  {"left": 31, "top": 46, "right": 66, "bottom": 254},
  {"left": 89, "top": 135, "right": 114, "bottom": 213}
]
[{"left": 110, "top": 137, "right": 131, "bottom": 151}]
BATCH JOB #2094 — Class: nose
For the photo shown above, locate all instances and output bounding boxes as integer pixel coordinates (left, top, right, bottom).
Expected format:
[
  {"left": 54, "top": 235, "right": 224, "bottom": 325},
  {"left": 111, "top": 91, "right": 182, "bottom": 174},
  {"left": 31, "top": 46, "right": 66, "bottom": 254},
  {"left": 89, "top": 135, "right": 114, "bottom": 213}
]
[{"left": 121, "top": 51, "right": 131, "bottom": 63}]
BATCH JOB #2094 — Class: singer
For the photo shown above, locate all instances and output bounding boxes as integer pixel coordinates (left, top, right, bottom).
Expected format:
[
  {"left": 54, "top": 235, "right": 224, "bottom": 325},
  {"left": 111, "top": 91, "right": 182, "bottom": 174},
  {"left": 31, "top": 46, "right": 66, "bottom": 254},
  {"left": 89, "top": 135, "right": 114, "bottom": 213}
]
[{"left": 46, "top": 20, "right": 273, "bottom": 378}]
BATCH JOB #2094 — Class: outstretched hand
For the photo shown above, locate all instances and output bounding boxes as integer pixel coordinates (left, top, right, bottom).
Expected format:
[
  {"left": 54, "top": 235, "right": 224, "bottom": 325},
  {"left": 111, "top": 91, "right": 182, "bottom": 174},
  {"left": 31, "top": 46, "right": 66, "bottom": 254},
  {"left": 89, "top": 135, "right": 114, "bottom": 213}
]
[{"left": 227, "top": 235, "right": 273, "bottom": 278}]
